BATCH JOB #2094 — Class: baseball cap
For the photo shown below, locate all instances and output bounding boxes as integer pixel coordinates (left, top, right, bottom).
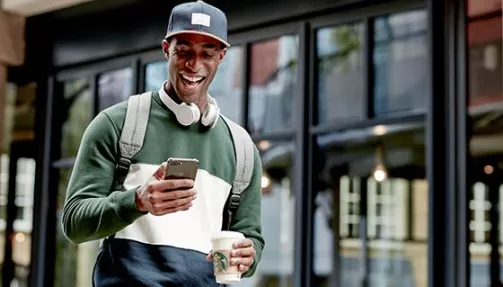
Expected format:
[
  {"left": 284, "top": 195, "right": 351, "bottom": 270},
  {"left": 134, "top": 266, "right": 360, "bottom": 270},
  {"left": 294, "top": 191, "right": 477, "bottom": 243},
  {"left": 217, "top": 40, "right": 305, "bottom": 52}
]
[{"left": 165, "top": 0, "right": 230, "bottom": 48}]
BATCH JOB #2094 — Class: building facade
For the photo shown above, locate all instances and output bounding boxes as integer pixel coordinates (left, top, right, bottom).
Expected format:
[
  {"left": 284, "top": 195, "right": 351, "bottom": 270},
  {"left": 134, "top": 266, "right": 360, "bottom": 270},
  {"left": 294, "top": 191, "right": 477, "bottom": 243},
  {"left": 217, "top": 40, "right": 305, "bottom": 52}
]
[{"left": 0, "top": 0, "right": 501, "bottom": 286}]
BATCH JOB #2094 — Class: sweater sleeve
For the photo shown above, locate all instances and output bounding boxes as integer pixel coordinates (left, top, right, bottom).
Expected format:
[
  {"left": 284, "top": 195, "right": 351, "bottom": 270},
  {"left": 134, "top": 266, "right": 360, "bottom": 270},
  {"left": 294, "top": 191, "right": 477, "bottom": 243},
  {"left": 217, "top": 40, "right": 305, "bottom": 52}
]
[
  {"left": 229, "top": 146, "right": 265, "bottom": 277},
  {"left": 61, "top": 111, "right": 145, "bottom": 244}
]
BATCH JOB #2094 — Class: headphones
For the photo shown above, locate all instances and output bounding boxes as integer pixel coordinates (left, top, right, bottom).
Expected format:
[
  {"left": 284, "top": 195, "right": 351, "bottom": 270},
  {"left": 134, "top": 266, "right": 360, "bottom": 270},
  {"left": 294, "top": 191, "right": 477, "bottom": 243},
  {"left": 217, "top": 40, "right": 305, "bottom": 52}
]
[{"left": 159, "top": 84, "right": 220, "bottom": 129}]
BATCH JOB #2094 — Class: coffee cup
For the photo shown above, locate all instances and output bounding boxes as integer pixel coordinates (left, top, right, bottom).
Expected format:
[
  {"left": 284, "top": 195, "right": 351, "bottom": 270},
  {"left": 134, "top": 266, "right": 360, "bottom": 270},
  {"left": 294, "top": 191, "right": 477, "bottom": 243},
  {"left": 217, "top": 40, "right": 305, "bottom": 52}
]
[{"left": 210, "top": 231, "right": 245, "bottom": 284}]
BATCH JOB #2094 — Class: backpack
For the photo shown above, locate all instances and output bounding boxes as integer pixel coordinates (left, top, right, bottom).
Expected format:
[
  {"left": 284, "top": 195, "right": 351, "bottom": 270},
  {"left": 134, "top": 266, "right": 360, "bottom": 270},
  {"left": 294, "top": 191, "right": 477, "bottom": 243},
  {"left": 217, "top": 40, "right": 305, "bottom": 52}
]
[{"left": 113, "top": 91, "right": 255, "bottom": 231}]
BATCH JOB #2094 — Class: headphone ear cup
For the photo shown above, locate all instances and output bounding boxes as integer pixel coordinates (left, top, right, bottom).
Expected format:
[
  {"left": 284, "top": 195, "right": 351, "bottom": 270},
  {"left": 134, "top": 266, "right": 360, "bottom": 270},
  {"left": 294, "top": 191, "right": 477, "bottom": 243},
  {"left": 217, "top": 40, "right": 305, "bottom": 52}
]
[
  {"left": 201, "top": 103, "right": 218, "bottom": 127},
  {"left": 176, "top": 103, "right": 200, "bottom": 126},
  {"left": 210, "top": 107, "right": 220, "bottom": 129},
  {"left": 190, "top": 103, "right": 201, "bottom": 122}
]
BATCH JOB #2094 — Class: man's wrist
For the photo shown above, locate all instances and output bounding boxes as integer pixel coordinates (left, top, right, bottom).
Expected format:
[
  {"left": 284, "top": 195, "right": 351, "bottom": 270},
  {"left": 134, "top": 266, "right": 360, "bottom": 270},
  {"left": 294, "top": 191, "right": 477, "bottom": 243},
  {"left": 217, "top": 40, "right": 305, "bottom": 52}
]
[{"left": 135, "top": 187, "right": 148, "bottom": 213}]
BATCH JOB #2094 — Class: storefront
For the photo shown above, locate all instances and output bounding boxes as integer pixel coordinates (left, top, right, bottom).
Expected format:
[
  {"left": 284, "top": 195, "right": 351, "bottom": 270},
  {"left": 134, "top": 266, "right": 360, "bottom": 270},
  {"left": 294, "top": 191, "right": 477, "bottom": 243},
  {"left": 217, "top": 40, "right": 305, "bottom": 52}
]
[{"left": 1, "top": 0, "right": 501, "bottom": 286}]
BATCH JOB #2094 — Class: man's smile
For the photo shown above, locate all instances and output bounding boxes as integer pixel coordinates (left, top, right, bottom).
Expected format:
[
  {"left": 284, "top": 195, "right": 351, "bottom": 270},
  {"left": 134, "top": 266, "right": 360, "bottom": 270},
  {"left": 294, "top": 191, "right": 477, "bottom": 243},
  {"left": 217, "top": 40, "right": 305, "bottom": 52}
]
[{"left": 180, "top": 74, "right": 206, "bottom": 89}]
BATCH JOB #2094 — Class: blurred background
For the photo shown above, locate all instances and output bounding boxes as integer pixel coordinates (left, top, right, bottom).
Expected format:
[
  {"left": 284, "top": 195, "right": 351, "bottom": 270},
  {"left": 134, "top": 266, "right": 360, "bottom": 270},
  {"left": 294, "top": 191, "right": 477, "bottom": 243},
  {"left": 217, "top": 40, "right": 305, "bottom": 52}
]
[{"left": 0, "top": 0, "right": 501, "bottom": 286}]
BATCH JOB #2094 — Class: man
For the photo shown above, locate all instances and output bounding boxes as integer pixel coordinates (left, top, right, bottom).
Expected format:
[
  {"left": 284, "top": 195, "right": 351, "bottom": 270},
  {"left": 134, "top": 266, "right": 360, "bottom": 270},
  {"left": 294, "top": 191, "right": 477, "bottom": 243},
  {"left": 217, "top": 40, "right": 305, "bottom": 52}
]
[{"left": 60, "top": 1, "right": 264, "bottom": 286}]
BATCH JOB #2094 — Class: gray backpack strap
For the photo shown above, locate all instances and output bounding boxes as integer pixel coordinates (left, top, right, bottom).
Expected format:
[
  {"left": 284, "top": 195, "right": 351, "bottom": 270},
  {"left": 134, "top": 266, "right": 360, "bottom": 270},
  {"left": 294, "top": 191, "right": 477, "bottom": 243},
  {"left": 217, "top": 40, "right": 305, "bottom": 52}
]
[
  {"left": 114, "top": 92, "right": 152, "bottom": 189},
  {"left": 220, "top": 115, "right": 255, "bottom": 230}
]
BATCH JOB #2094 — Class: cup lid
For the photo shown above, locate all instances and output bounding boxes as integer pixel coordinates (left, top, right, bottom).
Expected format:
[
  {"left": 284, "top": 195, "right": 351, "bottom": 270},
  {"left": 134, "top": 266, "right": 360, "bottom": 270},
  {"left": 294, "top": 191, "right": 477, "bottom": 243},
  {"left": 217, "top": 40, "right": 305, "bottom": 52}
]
[{"left": 211, "top": 231, "right": 245, "bottom": 241}]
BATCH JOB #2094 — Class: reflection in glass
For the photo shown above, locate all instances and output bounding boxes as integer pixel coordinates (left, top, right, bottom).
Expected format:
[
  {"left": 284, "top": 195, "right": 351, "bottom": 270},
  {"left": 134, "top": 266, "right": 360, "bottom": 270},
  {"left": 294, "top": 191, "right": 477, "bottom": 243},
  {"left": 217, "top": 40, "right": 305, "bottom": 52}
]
[
  {"left": 248, "top": 35, "right": 298, "bottom": 135},
  {"left": 145, "top": 61, "right": 168, "bottom": 92},
  {"left": 54, "top": 168, "right": 100, "bottom": 287},
  {"left": 61, "top": 79, "right": 92, "bottom": 159},
  {"left": 236, "top": 140, "right": 295, "bottom": 287},
  {"left": 317, "top": 22, "right": 365, "bottom": 124},
  {"left": 314, "top": 123, "right": 427, "bottom": 287},
  {"left": 373, "top": 10, "right": 428, "bottom": 116},
  {"left": 98, "top": 68, "right": 133, "bottom": 111},
  {"left": 209, "top": 46, "right": 244, "bottom": 124},
  {"left": 466, "top": 2, "right": 503, "bottom": 285},
  {"left": 12, "top": 157, "right": 35, "bottom": 286},
  {"left": 1, "top": 83, "right": 36, "bottom": 286}
]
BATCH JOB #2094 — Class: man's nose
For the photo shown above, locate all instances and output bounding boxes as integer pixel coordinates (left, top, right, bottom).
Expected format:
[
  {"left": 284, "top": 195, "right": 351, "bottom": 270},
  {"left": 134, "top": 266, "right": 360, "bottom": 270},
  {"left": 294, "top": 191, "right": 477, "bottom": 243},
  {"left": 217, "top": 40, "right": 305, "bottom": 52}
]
[{"left": 185, "top": 56, "right": 203, "bottom": 71}]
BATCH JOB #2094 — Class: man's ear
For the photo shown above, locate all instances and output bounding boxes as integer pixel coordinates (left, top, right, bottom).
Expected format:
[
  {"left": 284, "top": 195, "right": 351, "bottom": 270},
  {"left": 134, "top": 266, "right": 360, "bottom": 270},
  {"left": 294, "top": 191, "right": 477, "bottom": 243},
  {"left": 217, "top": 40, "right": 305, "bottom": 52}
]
[
  {"left": 218, "top": 49, "right": 227, "bottom": 65},
  {"left": 162, "top": 39, "right": 170, "bottom": 58}
]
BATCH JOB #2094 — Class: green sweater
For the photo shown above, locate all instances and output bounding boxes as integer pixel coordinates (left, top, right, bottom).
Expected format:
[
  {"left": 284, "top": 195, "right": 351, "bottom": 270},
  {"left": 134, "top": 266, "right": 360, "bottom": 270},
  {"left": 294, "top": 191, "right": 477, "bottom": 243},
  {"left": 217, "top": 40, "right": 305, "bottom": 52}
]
[{"left": 61, "top": 90, "right": 264, "bottom": 286}]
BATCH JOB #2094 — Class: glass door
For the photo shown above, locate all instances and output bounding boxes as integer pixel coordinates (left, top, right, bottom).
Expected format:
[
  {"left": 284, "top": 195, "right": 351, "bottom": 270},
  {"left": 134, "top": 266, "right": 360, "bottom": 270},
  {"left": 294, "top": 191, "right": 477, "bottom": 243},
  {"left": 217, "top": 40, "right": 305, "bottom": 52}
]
[
  {"left": 1, "top": 81, "right": 37, "bottom": 287},
  {"left": 51, "top": 63, "right": 134, "bottom": 287},
  {"left": 466, "top": 0, "right": 503, "bottom": 286}
]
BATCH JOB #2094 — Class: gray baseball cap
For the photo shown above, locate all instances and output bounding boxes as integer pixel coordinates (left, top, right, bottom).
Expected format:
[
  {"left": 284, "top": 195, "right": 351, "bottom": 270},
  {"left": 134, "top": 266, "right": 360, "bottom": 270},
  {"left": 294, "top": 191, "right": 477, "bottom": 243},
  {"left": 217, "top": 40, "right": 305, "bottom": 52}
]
[{"left": 165, "top": 0, "right": 230, "bottom": 48}]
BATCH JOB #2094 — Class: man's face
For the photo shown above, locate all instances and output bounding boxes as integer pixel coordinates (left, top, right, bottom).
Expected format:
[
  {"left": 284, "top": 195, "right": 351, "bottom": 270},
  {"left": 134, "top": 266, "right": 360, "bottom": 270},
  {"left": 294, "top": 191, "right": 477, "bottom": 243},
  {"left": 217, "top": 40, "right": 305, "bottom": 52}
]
[{"left": 162, "top": 33, "right": 226, "bottom": 103}]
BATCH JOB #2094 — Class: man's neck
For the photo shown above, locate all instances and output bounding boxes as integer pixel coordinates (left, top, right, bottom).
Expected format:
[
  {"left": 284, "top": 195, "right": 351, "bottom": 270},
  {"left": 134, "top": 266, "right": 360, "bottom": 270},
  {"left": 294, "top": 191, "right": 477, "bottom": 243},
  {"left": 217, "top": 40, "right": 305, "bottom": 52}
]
[{"left": 163, "top": 81, "right": 208, "bottom": 112}]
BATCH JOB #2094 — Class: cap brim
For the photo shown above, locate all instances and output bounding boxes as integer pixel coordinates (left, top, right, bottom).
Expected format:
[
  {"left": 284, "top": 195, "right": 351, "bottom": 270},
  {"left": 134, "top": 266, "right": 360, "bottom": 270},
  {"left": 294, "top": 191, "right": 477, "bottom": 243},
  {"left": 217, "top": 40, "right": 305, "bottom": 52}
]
[{"left": 165, "top": 30, "right": 230, "bottom": 48}]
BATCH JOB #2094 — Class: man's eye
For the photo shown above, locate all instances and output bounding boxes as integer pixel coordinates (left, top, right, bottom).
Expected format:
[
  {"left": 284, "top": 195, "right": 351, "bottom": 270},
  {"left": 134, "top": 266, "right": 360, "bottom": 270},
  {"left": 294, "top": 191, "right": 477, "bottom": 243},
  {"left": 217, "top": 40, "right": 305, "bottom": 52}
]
[{"left": 203, "top": 53, "right": 214, "bottom": 58}]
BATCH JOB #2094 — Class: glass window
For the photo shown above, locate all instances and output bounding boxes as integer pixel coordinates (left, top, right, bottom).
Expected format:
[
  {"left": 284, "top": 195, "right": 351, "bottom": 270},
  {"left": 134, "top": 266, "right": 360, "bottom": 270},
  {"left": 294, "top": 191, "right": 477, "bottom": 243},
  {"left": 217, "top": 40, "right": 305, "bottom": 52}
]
[
  {"left": 248, "top": 35, "right": 298, "bottom": 136},
  {"left": 236, "top": 140, "right": 295, "bottom": 286},
  {"left": 373, "top": 10, "right": 428, "bottom": 116},
  {"left": 317, "top": 22, "right": 365, "bottom": 124},
  {"left": 313, "top": 123, "right": 427, "bottom": 287},
  {"left": 98, "top": 68, "right": 133, "bottom": 111},
  {"left": 1, "top": 82, "right": 36, "bottom": 286},
  {"left": 54, "top": 167, "right": 100, "bottom": 287},
  {"left": 60, "top": 79, "right": 92, "bottom": 159},
  {"left": 466, "top": 1, "right": 503, "bottom": 285},
  {"left": 210, "top": 46, "right": 244, "bottom": 124},
  {"left": 145, "top": 61, "right": 168, "bottom": 92}
]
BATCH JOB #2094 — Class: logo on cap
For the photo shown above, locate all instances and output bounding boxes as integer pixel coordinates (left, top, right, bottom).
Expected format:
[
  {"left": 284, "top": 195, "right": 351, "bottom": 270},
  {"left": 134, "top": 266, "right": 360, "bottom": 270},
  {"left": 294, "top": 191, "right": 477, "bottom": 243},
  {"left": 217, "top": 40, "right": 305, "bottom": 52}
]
[{"left": 191, "top": 13, "right": 210, "bottom": 27}]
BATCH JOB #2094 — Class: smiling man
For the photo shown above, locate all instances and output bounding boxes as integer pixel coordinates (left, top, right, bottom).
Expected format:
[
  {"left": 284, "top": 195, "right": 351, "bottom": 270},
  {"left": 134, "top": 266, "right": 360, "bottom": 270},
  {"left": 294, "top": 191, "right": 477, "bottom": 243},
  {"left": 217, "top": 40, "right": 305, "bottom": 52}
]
[{"left": 60, "top": 1, "right": 265, "bottom": 286}]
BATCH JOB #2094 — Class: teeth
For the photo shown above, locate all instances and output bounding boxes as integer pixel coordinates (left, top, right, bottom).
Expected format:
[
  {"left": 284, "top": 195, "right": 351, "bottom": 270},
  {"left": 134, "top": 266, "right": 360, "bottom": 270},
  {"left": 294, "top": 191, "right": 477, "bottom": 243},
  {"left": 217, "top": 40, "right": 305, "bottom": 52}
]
[{"left": 181, "top": 74, "right": 203, "bottom": 83}]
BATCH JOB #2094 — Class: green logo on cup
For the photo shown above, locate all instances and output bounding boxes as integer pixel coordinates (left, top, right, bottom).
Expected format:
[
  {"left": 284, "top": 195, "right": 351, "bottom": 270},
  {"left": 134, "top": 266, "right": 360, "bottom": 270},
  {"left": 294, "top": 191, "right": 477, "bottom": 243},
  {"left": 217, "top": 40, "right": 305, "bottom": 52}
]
[{"left": 213, "top": 251, "right": 229, "bottom": 272}]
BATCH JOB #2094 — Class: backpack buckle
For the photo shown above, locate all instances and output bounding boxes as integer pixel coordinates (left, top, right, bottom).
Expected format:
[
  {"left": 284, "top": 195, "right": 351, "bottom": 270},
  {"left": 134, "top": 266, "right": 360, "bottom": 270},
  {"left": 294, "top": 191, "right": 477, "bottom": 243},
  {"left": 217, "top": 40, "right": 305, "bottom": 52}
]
[
  {"left": 115, "top": 157, "right": 131, "bottom": 186},
  {"left": 229, "top": 194, "right": 241, "bottom": 211}
]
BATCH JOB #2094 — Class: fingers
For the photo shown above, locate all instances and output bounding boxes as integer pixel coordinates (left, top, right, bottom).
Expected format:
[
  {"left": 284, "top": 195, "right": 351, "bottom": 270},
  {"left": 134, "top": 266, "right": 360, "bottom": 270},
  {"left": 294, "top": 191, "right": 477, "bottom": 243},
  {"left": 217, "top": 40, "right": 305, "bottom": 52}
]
[
  {"left": 229, "top": 240, "right": 256, "bottom": 272},
  {"left": 155, "top": 178, "right": 195, "bottom": 191},
  {"left": 238, "top": 264, "right": 250, "bottom": 273},
  {"left": 150, "top": 200, "right": 193, "bottom": 216},
  {"left": 153, "top": 162, "right": 168, "bottom": 180},
  {"left": 154, "top": 188, "right": 197, "bottom": 201},
  {"left": 230, "top": 256, "right": 254, "bottom": 268},
  {"left": 152, "top": 193, "right": 195, "bottom": 210},
  {"left": 231, "top": 247, "right": 255, "bottom": 257},
  {"left": 233, "top": 239, "right": 253, "bottom": 249},
  {"left": 206, "top": 251, "right": 213, "bottom": 261}
]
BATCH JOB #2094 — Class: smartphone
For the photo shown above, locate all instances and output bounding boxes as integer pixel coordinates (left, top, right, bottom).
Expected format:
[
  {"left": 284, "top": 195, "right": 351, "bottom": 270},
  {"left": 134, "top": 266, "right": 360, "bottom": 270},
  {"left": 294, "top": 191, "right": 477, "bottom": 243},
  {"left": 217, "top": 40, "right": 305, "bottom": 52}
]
[{"left": 164, "top": 157, "right": 199, "bottom": 180}]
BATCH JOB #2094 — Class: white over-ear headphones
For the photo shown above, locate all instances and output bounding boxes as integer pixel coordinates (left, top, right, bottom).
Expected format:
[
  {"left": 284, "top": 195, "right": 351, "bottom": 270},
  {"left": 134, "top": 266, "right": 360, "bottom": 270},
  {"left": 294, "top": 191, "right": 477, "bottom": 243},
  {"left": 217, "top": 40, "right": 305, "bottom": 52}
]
[{"left": 159, "top": 83, "right": 220, "bottom": 128}]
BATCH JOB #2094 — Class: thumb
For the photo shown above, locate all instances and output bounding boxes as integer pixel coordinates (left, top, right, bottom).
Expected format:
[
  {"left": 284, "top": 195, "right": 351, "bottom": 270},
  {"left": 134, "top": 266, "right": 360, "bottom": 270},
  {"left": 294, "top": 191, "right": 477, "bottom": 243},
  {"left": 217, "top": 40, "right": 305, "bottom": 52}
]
[
  {"left": 206, "top": 250, "right": 213, "bottom": 261},
  {"left": 153, "top": 162, "right": 168, "bottom": 180}
]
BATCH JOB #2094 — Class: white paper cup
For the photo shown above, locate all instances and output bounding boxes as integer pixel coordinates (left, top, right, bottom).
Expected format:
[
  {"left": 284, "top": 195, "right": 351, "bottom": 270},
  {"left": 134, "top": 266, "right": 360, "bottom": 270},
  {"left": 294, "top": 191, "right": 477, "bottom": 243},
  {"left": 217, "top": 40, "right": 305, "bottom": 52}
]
[{"left": 210, "top": 231, "right": 245, "bottom": 284}]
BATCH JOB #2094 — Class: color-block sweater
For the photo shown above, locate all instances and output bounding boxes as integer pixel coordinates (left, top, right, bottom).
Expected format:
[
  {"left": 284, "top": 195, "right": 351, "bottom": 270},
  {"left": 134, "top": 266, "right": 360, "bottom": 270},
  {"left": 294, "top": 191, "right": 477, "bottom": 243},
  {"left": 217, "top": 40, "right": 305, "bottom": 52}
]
[{"left": 61, "top": 89, "right": 264, "bottom": 287}]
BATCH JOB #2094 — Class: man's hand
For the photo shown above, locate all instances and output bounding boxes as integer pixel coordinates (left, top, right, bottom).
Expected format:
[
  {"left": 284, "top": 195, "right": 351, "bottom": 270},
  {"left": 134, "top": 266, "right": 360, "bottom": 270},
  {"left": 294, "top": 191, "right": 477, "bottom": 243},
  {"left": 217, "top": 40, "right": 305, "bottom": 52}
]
[
  {"left": 135, "top": 162, "right": 197, "bottom": 216},
  {"left": 206, "top": 239, "right": 256, "bottom": 273}
]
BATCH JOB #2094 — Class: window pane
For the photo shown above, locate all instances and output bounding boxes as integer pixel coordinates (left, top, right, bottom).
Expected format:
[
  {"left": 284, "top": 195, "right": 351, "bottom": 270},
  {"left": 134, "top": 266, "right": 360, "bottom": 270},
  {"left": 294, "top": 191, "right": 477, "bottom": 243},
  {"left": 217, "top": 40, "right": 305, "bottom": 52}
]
[
  {"left": 54, "top": 167, "right": 100, "bottom": 287},
  {"left": 235, "top": 140, "right": 295, "bottom": 286},
  {"left": 98, "top": 67, "right": 133, "bottom": 111},
  {"left": 314, "top": 123, "right": 427, "bottom": 287},
  {"left": 2, "top": 82, "right": 36, "bottom": 286},
  {"left": 317, "top": 23, "right": 365, "bottom": 124},
  {"left": 466, "top": 1, "right": 503, "bottom": 285},
  {"left": 210, "top": 46, "right": 244, "bottom": 124},
  {"left": 248, "top": 35, "right": 298, "bottom": 135},
  {"left": 60, "top": 79, "right": 92, "bottom": 159},
  {"left": 373, "top": 10, "right": 429, "bottom": 116},
  {"left": 145, "top": 61, "right": 168, "bottom": 92}
]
